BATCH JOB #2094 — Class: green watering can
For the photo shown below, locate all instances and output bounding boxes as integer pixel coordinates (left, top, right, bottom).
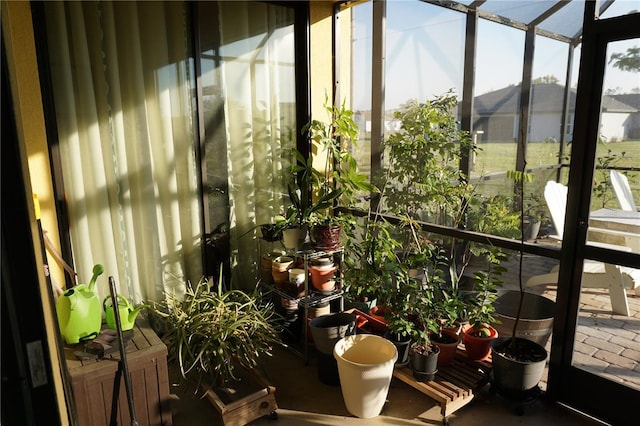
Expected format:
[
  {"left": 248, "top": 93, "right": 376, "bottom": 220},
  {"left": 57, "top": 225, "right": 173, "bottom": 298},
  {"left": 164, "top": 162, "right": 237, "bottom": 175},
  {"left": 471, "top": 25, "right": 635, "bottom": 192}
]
[
  {"left": 56, "top": 264, "right": 103, "bottom": 344},
  {"left": 103, "top": 294, "right": 146, "bottom": 331}
]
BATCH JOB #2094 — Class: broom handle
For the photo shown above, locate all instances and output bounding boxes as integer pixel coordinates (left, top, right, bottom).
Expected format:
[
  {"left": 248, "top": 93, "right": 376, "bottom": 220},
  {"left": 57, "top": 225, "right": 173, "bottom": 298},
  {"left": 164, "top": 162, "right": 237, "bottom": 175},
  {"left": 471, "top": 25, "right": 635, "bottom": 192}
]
[{"left": 108, "top": 276, "right": 138, "bottom": 426}]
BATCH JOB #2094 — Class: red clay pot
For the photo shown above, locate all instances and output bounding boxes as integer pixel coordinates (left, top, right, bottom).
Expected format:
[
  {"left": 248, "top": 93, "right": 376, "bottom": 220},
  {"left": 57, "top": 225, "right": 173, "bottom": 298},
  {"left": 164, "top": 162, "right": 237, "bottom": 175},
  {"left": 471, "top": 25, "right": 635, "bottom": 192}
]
[
  {"left": 432, "top": 329, "right": 460, "bottom": 366},
  {"left": 462, "top": 324, "right": 498, "bottom": 361}
]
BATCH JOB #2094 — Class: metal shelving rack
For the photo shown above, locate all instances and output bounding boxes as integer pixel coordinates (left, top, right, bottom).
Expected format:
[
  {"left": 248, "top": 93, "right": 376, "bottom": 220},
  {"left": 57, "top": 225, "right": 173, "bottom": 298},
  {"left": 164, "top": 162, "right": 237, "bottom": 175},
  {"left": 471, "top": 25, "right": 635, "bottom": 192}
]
[{"left": 262, "top": 246, "right": 344, "bottom": 363}]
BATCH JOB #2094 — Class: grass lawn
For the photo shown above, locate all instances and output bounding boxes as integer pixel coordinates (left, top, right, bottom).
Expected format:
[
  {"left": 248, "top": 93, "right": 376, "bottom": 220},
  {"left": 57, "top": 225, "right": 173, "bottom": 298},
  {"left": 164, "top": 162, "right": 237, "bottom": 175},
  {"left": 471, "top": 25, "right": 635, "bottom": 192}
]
[
  {"left": 471, "top": 140, "right": 639, "bottom": 210},
  {"left": 356, "top": 137, "right": 639, "bottom": 213}
]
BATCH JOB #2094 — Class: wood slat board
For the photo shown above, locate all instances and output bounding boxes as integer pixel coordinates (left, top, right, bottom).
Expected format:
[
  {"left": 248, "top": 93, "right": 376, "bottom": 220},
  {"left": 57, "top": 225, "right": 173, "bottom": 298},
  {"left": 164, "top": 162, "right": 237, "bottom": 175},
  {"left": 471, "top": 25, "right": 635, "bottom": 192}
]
[{"left": 393, "top": 347, "right": 491, "bottom": 419}]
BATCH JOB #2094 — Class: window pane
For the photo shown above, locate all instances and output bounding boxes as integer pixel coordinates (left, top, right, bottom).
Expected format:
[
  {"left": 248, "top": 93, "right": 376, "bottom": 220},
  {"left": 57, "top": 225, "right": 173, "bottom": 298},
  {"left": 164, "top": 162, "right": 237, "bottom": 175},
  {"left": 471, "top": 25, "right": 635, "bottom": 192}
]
[
  {"left": 471, "top": 20, "right": 524, "bottom": 181},
  {"left": 528, "top": 36, "right": 570, "bottom": 169},
  {"left": 199, "top": 1, "right": 297, "bottom": 288},
  {"left": 386, "top": 1, "right": 465, "bottom": 111},
  {"left": 581, "top": 38, "right": 640, "bottom": 391},
  {"left": 341, "top": 1, "right": 373, "bottom": 208}
]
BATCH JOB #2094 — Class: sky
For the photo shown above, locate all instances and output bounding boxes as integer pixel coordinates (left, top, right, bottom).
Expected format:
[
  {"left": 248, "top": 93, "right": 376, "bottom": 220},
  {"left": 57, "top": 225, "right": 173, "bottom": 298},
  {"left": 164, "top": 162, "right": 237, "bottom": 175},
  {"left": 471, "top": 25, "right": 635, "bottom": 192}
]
[{"left": 350, "top": 0, "right": 639, "bottom": 111}]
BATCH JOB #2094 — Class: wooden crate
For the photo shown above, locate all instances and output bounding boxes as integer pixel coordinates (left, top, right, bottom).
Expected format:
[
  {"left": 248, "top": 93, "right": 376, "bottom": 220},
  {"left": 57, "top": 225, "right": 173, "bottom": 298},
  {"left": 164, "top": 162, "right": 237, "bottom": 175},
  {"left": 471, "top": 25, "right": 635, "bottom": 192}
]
[
  {"left": 393, "top": 347, "right": 491, "bottom": 421},
  {"left": 203, "top": 366, "right": 277, "bottom": 426},
  {"left": 64, "top": 318, "right": 172, "bottom": 426}
]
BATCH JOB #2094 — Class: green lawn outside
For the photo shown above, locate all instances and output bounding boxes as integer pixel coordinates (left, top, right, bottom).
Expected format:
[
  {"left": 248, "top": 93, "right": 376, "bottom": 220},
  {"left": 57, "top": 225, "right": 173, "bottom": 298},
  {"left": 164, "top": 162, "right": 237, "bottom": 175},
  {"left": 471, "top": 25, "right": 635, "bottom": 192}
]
[
  {"left": 472, "top": 140, "right": 639, "bottom": 210},
  {"left": 356, "top": 137, "right": 639, "bottom": 214}
]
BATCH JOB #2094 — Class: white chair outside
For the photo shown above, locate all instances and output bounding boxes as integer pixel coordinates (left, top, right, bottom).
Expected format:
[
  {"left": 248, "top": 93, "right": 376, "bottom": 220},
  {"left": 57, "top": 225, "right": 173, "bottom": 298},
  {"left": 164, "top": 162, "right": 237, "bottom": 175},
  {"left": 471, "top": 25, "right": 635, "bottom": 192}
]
[
  {"left": 610, "top": 170, "right": 639, "bottom": 212},
  {"left": 525, "top": 181, "right": 640, "bottom": 316}
]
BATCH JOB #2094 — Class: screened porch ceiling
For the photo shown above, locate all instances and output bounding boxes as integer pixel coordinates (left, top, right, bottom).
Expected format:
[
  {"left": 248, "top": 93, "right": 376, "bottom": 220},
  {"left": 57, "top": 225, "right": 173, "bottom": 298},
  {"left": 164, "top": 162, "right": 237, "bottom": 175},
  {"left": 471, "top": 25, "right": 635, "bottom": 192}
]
[{"left": 422, "top": 0, "right": 637, "bottom": 44}]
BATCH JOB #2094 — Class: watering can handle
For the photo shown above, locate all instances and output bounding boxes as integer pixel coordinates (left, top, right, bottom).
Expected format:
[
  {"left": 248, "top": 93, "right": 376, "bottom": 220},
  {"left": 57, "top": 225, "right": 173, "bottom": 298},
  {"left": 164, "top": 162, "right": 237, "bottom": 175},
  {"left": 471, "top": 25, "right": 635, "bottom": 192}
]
[{"left": 103, "top": 294, "right": 129, "bottom": 312}]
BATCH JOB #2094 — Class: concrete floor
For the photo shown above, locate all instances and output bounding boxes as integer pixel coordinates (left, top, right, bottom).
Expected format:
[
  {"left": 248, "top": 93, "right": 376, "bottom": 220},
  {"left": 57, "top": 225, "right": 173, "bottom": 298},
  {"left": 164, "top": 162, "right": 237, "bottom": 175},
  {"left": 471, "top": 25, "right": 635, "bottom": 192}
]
[
  {"left": 169, "top": 345, "right": 604, "bottom": 426},
  {"left": 169, "top": 240, "right": 637, "bottom": 425}
]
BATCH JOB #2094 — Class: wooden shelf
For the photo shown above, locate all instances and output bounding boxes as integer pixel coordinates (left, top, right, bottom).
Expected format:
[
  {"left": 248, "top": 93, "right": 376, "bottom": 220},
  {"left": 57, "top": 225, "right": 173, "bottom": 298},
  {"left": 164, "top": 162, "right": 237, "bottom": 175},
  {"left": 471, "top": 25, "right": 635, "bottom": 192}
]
[{"left": 392, "top": 347, "right": 492, "bottom": 421}]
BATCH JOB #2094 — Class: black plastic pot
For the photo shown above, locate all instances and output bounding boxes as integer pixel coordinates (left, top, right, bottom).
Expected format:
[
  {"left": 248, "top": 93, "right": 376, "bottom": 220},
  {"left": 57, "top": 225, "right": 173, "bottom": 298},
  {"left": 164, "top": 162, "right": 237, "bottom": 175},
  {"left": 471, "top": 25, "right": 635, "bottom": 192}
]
[
  {"left": 410, "top": 344, "right": 440, "bottom": 382},
  {"left": 309, "top": 312, "right": 357, "bottom": 355},
  {"left": 384, "top": 331, "right": 412, "bottom": 367},
  {"left": 491, "top": 337, "right": 548, "bottom": 395}
]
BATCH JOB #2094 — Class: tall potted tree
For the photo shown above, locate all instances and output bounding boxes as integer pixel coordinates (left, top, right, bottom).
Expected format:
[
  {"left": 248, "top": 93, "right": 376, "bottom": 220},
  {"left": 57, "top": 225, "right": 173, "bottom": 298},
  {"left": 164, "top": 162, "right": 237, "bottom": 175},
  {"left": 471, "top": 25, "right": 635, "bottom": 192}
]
[{"left": 490, "top": 170, "right": 549, "bottom": 395}]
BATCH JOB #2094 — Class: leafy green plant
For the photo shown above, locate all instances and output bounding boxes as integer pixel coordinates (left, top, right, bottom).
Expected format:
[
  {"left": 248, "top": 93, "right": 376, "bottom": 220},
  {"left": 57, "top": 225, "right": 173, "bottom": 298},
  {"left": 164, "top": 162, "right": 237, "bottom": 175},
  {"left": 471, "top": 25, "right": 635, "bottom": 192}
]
[
  {"left": 383, "top": 89, "right": 474, "bottom": 226},
  {"left": 148, "top": 274, "right": 281, "bottom": 389},
  {"left": 593, "top": 149, "right": 627, "bottom": 209},
  {"left": 342, "top": 215, "right": 403, "bottom": 304},
  {"left": 466, "top": 247, "right": 506, "bottom": 336},
  {"left": 300, "top": 94, "right": 377, "bottom": 227}
]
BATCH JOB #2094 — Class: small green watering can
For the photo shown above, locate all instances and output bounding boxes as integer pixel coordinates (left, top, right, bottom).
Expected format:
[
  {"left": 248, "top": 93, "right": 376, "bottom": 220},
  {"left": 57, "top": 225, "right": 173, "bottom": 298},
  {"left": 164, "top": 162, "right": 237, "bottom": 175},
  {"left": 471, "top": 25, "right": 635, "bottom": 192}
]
[{"left": 103, "top": 294, "right": 146, "bottom": 331}]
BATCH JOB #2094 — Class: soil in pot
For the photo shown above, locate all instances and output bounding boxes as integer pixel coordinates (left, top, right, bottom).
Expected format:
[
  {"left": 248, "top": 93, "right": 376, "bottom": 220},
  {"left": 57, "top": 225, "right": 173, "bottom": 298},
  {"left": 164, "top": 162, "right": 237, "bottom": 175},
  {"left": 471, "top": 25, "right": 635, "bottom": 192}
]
[{"left": 491, "top": 337, "right": 548, "bottom": 395}]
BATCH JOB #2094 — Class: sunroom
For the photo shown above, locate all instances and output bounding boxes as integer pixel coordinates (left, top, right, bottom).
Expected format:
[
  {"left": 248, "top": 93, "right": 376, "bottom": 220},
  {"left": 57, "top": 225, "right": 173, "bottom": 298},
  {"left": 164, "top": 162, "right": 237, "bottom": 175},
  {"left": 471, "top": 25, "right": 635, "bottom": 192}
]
[{"left": 2, "top": 1, "right": 639, "bottom": 425}]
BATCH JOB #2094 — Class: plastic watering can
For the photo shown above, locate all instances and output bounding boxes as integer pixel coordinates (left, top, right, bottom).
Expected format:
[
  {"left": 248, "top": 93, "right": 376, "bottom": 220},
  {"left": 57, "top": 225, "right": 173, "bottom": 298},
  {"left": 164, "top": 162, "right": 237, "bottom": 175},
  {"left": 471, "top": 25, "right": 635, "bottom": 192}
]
[
  {"left": 103, "top": 294, "right": 145, "bottom": 331},
  {"left": 56, "top": 264, "right": 103, "bottom": 344}
]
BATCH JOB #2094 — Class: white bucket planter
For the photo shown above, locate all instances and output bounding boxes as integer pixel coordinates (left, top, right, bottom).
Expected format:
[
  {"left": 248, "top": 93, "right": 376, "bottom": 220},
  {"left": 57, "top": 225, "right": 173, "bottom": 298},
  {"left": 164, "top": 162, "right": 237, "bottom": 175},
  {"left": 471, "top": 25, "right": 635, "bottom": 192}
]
[
  {"left": 282, "top": 227, "right": 301, "bottom": 251},
  {"left": 333, "top": 334, "right": 398, "bottom": 419}
]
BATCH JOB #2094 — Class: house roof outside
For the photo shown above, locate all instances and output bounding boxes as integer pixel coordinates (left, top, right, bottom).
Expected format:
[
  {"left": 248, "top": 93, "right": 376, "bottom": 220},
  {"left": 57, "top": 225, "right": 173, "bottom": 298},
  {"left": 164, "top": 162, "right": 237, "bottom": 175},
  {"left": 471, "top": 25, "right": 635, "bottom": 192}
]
[{"left": 474, "top": 83, "right": 639, "bottom": 115}]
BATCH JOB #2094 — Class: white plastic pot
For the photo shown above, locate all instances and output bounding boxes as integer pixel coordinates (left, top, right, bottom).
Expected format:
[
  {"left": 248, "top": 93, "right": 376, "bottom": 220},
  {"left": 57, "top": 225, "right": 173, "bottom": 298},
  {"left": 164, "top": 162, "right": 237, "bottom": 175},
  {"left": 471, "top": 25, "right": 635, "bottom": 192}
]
[{"left": 333, "top": 334, "right": 398, "bottom": 419}]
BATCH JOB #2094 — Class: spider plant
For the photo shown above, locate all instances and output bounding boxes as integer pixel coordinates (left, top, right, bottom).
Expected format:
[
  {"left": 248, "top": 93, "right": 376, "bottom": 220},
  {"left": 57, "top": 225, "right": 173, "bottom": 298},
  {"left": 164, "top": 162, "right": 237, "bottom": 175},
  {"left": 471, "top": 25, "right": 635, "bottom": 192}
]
[{"left": 148, "top": 272, "right": 281, "bottom": 389}]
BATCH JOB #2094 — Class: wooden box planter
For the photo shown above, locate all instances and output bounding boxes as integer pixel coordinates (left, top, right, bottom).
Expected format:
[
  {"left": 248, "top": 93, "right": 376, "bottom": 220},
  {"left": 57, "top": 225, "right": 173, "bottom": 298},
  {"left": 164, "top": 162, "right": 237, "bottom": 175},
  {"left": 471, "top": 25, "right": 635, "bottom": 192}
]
[
  {"left": 64, "top": 318, "right": 172, "bottom": 426},
  {"left": 202, "top": 366, "right": 277, "bottom": 426}
]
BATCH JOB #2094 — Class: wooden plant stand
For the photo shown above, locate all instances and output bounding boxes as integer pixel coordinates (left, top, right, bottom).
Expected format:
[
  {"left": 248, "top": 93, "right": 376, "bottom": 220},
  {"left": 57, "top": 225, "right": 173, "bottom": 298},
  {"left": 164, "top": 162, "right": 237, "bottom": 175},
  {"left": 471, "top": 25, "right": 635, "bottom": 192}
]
[
  {"left": 203, "top": 366, "right": 278, "bottom": 426},
  {"left": 393, "top": 347, "right": 492, "bottom": 424}
]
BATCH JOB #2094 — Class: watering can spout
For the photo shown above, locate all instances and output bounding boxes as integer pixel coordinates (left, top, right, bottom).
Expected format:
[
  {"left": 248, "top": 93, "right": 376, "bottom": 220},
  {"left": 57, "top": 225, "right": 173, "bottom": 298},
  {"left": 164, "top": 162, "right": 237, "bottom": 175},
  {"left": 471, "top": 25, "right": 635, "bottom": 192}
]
[{"left": 128, "top": 305, "right": 145, "bottom": 324}]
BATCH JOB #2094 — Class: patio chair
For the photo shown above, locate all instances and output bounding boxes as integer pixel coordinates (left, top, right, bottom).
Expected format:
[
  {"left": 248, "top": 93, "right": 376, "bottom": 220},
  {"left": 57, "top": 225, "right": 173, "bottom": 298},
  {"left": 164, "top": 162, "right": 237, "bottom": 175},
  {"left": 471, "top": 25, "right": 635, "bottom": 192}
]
[
  {"left": 610, "top": 170, "right": 639, "bottom": 212},
  {"left": 525, "top": 181, "right": 640, "bottom": 316}
]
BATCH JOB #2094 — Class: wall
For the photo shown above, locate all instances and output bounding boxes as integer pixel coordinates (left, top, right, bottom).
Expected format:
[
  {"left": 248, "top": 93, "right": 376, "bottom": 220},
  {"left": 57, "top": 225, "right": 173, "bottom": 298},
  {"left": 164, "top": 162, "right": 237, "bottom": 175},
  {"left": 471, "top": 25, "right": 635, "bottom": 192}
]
[{"left": 1, "top": 1, "right": 68, "bottom": 422}]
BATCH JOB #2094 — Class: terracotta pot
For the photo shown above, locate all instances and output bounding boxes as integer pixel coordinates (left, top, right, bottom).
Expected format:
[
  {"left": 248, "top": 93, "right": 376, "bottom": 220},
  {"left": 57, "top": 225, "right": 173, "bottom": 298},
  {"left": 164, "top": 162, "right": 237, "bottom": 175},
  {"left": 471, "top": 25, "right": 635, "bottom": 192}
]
[
  {"left": 310, "top": 264, "right": 337, "bottom": 290},
  {"left": 462, "top": 323, "right": 498, "bottom": 361},
  {"left": 368, "top": 305, "right": 389, "bottom": 324},
  {"left": 439, "top": 319, "right": 462, "bottom": 336},
  {"left": 272, "top": 256, "right": 294, "bottom": 272},
  {"left": 432, "top": 330, "right": 460, "bottom": 366},
  {"left": 272, "top": 256, "right": 293, "bottom": 289}
]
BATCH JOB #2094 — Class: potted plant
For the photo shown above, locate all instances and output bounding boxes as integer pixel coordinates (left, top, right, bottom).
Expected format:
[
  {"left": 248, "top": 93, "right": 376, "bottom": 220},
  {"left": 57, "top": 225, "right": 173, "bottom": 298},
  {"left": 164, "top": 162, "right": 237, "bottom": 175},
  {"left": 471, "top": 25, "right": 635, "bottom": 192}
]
[
  {"left": 342, "top": 214, "right": 401, "bottom": 311},
  {"left": 383, "top": 300, "right": 414, "bottom": 368},
  {"left": 300, "top": 94, "right": 377, "bottom": 250},
  {"left": 490, "top": 171, "right": 549, "bottom": 395},
  {"left": 147, "top": 272, "right": 281, "bottom": 396},
  {"left": 461, "top": 247, "right": 505, "bottom": 361},
  {"left": 406, "top": 278, "right": 442, "bottom": 382}
]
